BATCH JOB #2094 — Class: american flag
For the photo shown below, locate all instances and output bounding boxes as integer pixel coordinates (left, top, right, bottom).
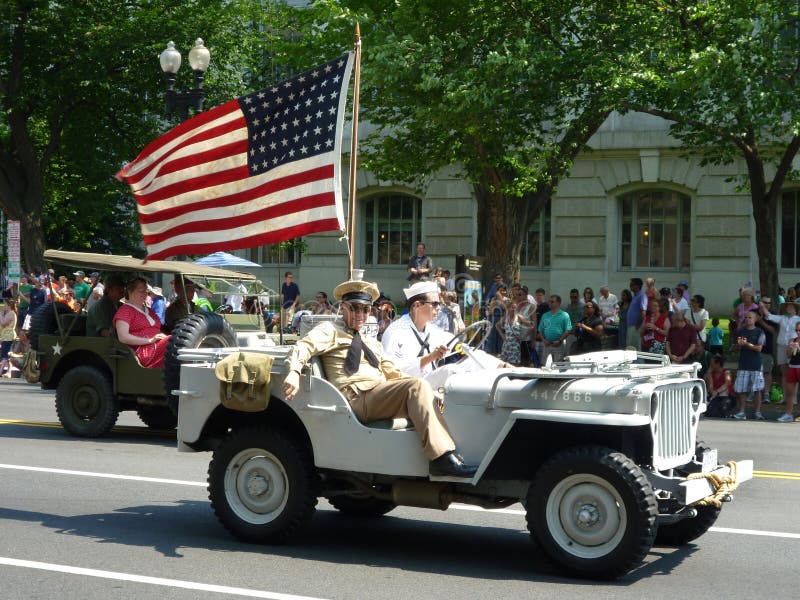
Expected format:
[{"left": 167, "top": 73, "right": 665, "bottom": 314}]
[{"left": 117, "top": 53, "right": 354, "bottom": 261}]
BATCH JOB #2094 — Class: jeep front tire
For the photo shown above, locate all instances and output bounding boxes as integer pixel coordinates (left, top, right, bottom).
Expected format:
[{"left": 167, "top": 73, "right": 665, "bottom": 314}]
[
  {"left": 55, "top": 365, "right": 119, "bottom": 437},
  {"left": 208, "top": 426, "right": 317, "bottom": 543},
  {"left": 527, "top": 446, "right": 658, "bottom": 580}
]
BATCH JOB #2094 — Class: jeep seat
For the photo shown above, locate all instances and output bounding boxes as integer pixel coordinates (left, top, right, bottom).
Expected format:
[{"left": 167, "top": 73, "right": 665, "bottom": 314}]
[{"left": 306, "top": 356, "right": 413, "bottom": 431}]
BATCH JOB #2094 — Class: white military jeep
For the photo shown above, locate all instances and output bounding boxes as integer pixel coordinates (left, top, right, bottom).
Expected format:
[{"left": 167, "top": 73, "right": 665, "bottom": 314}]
[{"left": 174, "top": 338, "right": 752, "bottom": 580}]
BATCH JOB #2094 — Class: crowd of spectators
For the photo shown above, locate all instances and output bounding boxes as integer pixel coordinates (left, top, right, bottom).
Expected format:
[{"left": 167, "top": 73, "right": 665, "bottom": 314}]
[{"left": 4, "top": 256, "right": 800, "bottom": 423}]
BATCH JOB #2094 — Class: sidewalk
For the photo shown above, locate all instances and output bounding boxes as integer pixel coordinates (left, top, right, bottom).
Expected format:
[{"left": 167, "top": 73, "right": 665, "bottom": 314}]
[{"left": 722, "top": 358, "right": 797, "bottom": 422}]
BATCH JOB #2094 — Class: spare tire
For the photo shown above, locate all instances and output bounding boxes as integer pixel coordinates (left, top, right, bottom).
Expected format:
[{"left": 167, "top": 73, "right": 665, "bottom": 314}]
[
  {"left": 163, "top": 313, "right": 237, "bottom": 415},
  {"left": 28, "top": 302, "right": 75, "bottom": 351}
]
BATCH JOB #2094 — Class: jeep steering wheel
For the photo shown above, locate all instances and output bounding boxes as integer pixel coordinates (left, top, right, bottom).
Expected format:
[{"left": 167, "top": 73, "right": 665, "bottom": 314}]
[{"left": 435, "top": 320, "right": 490, "bottom": 368}]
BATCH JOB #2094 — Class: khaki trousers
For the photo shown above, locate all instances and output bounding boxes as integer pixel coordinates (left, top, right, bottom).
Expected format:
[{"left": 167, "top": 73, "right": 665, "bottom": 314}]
[{"left": 345, "top": 378, "right": 455, "bottom": 461}]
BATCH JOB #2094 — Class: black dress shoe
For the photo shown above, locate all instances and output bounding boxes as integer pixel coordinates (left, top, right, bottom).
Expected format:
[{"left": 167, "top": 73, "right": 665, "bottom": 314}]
[{"left": 429, "top": 451, "right": 478, "bottom": 477}]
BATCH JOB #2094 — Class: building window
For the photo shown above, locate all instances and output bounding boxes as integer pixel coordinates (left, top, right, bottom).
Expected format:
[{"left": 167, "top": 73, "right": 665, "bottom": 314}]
[
  {"left": 780, "top": 190, "right": 800, "bottom": 269},
  {"left": 364, "top": 194, "right": 422, "bottom": 265},
  {"left": 620, "top": 190, "right": 691, "bottom": 269},
  {"left": 248, "top": 241, "right": 300, "bottom": 265},
  {"left": 521, "top": 201, "right": 551, "bottom": 268}
]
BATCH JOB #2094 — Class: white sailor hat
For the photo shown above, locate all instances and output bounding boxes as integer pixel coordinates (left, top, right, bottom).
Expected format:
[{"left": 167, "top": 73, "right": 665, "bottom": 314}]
[{"left": 403, "top": 280, "right": 438, "bottom": 300}]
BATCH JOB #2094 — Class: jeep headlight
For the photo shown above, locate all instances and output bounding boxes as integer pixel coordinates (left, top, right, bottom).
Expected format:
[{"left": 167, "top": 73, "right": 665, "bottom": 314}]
[
  {"left": 691, "top": 385, "right": 703, "bottom": 410},
  {"left": 650, "top": 392, "right": 659, "bottom": 417}
]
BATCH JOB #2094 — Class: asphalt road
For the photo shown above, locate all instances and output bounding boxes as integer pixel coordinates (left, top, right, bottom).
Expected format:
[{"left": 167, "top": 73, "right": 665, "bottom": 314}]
[{"left": 1, "top": 378, "right": 798, "bottom": 600}]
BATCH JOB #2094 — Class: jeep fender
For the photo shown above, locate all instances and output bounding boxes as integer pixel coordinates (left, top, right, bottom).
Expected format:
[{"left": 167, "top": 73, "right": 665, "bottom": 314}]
[{"left": 472, "top": 409, "right": 650, "bottom": 482}]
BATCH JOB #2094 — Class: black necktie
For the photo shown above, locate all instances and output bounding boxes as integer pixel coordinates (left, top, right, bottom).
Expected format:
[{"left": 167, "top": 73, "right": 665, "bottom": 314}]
[
  {"left": 345, "top": 330, "right": 379, "bottom": 375},
  {"left": 410, "top": 327, "right": 431, "bottom": 357}
]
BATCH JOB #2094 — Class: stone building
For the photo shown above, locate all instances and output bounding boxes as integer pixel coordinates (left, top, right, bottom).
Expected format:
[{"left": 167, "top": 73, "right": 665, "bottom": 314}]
[{"left": 243, "top": 111, "right": 799, "bottom": 314}]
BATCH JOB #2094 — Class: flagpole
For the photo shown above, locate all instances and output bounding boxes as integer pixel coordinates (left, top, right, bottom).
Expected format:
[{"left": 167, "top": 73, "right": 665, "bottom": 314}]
[{"left": 346, "top": 23, "right": 362, "bottom": 280}]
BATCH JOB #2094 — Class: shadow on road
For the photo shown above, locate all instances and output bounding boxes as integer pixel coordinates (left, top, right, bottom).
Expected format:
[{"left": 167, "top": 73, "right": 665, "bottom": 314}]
[
  {"left": 0, "top": 421, "right": 176, "bottom": 448},
  {"left": 0, "top": 500, "right": 696, "bottom": 584}
]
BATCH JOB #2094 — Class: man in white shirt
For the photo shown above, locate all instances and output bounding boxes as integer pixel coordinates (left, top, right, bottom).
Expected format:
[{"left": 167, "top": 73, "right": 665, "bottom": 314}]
[
  {"left": 382, "top": 281, "right": 504, "bottom": 390},
  {"left": 597, "top": 285, "right": 618, "bottom": 325}
]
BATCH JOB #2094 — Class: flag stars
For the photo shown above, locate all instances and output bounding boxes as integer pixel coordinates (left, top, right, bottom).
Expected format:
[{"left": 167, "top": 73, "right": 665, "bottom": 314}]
[{"left": 241, "top": 54, "right": 348, "bottom": 175}]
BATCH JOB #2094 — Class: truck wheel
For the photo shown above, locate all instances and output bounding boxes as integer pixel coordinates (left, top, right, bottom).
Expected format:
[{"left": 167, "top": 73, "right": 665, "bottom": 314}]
[
  {"left": 208, "top": 426, "right": 317, "bottom": 543},
  {"left": 328, "top": 493, "right": 396, "bottom": 517},
  {"left": 164, "top": 313, "right": 237, "bottom": 415},
  {"left": 655, "top": 441, "right": 721, "bottom": 546},
  {"left": 55, "top": 366, "right": 119, "bottom": 437},
  {"left": 527, "top": 446, "right": 658, "bottom": 580},
  {"left": 136, "top": 406, "right": 178, "bottom": 430},
  {"left": 28, "top": 302, "right": 74, "bottom": 351}
]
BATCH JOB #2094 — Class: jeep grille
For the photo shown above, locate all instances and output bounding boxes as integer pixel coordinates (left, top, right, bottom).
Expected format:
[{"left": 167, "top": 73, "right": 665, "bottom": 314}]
[{"left": 651, "top": 382, "right": 699, "bottom": 470}]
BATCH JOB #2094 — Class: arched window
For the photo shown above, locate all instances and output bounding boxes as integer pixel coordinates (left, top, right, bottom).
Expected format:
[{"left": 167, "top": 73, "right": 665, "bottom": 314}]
[
  {"left": 780, "top": 190, "right": 800, "bottom": 270},
  {"left": 364, "top": 194, "right": 422, "bottom": 265},
  {"left": 520, "top": 201, "right": 551, "bottom": 267},
  {"left": 620, "top": 190, "right": 691, "bottom": 269}
]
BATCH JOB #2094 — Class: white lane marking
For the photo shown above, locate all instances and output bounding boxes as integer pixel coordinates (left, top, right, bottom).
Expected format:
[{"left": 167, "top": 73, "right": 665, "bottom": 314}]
[
  {"left": 4, "top": 464, "right": 799, "bottom": 541},
  {"left": 709, "top": 527, "right": 800, "bottom": 539},
  {"left": 449, "top": 504, "right": 800, "bottom": 540},
  {"left": 0, "top": 463, "right": 204, "bottom": 487},
  {"left": 0, "top": 556, "right": 328, "bottom": 600}
]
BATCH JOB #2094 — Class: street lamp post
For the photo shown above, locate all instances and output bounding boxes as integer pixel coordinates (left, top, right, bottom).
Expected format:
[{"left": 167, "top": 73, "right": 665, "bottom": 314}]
[{"left": 159, "top": 38, "right": 211, "bottom": 122}]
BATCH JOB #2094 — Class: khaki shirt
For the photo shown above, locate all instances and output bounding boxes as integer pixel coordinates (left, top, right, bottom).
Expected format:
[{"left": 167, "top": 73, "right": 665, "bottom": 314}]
[{"left": 286, "top": 319, "right": 403, "bottom": 394}]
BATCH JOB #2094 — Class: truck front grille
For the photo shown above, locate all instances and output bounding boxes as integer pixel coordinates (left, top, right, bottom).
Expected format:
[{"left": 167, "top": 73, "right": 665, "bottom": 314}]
[{"left": 651, "top": 382, "right": 699, "bottom": 470}]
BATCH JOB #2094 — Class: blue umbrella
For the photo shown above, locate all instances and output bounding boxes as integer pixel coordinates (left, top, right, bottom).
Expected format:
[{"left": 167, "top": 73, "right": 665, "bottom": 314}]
[{"left": 193, "top": 251, "right": 261, "bottom": 267}]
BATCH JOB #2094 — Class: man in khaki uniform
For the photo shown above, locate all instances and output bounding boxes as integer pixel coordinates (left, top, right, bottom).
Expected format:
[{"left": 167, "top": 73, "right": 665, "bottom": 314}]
[{"left": 283, "top": 278, "right": 477, "bottom": 478}]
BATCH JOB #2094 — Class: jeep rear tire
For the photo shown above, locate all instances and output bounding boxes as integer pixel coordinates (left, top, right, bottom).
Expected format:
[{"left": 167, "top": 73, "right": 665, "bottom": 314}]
[
  {"left": 527, "top": 446, "right": 658, "bottom": 580},
  {"left": 136, "top": 406, "right": 178, "bottom": 430},
  {"left": 28, "top": 302, "right": 74, "bottom": 351},
  {"left": 55, "top": 365, "right": 120, "bottom": 437},
  {"left": 208, "top": 426, "right": 317, "bottom": 543},
  {"left": 164, "top": 313, "right": 237, "bottom": 415}
]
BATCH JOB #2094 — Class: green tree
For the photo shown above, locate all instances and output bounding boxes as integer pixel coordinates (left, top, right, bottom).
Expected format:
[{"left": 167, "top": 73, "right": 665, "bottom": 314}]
[
  {"left": 628, "top": 0, "right": 800, "bottom": 299},
  {"left": 278, "top": 0, "right": 651, "bottom": 284},
  {"left": 0, "top": 0, "right": 273, "bottom": 271}
]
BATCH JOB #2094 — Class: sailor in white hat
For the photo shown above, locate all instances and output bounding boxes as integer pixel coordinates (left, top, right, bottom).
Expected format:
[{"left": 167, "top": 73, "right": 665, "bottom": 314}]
[
  {"left": 283, "top": 277, "right": 477, "bottom": 478},
  {"left": 382, "top": 281, "right": 505, "bottom": 390}
]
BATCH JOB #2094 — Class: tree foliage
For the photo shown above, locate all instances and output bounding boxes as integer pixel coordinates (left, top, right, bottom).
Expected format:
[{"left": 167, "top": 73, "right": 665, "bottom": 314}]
[
  {"left": 274, "top": 0, "right": 658, "bottom": 283},
  {"left": 0, "top": 0, "right": 278, "bottom": 270},
  {"left": 627, "top": 0, "right": 800, "bottom": 297}
]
